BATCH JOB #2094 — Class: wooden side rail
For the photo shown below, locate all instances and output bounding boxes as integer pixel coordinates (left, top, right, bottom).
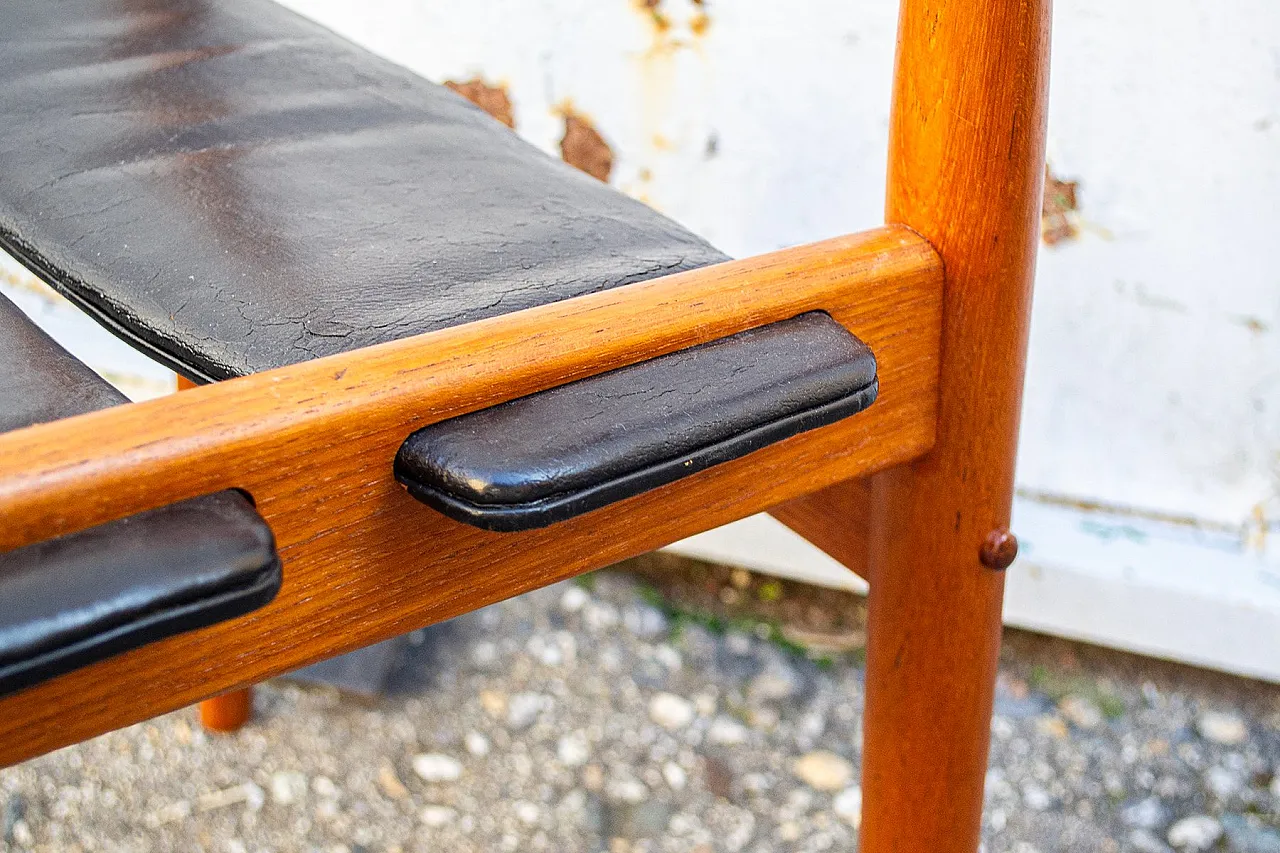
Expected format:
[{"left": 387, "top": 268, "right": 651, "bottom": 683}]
[{"left": 0, "top": 225, "right": 941, "bottom": 765}]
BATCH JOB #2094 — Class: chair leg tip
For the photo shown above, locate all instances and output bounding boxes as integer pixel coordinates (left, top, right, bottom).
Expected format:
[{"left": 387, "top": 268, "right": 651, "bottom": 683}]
[{"left": 199, "top": 687, "right": 254, "bottom": 733}]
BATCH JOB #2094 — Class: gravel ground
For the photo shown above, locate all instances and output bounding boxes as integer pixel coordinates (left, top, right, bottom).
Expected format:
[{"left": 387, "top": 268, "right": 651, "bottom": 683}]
[{"left": 2, "top": 557, "right": 1278, "bottom": 853}]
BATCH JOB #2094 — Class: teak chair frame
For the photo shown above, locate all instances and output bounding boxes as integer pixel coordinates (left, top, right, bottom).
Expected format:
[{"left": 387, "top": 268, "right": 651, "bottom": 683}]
[{"left": 0, "top": 1, "right": 1050, "bottom": 849}]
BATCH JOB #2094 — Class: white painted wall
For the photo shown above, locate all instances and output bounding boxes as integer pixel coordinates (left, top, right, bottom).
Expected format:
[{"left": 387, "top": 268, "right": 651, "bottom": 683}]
[
  {"left": 1028, "top": 0, "right": 1280, "bottom": 529},
  {"left": 4, "top": 0, "right": 1277, "bottom": 677},
  {"left": 263, "top": 0, "right": 1279, "bottom": 533}
]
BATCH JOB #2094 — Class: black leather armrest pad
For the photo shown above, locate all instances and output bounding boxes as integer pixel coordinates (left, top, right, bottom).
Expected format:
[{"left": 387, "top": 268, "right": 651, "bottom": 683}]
[
  {"left": 0, "top": 294, "right": 282, "bottom": 697},
  {"left": 395, "top": 313, "right": 878, "bottom": 532},
  {"left": 0, "top": 491, "right": 281, "bottom": 697}
]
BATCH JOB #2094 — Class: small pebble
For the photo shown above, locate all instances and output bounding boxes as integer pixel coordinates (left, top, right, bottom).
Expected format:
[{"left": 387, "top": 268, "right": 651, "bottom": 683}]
[
  {"left": 1167, "top": 815, "right": 1223, "bottom": 851},
  {"left": 10, "top": 820, "right": 33, "bottom": 846},
  {"left": 707, "top": 717, "right": 749, "bottom": 746},
  {"left": 1196, "top": 710, "right": 1248, "bottom": 745},
  {"left": 377, "top": 762, "right": 409, "bottom": 799},
  {"left": 648, "top": 692, "right": 696, "bottom": 730},
  {"left": 748, "top": 666, "right": 799, "bottom": 704},
  {"left": 465, "top": 731, "right": 491, "bottom": 757},
  {"left": 421, "top": 805, "right": 457, "bottom": 827},
  {"left": 311, "top": 776, "right": 338, "bottom": 799},
  {"left": 792, "top": 751, "right": 853, "bottom": 792},
  {"left": 1021, "top": 781, "right": 1052, "bottom": 811},
  {"left": 725, "top": 632, "right": 753, "bottom": 656},
  {"left": 557, "top": 731, "right": 591, "bottom": 767},
  {"left": 1205, "top": 765, "right": 1242, "bottom": 800},
  {"left": 1121, "top": 796, "right": 1169, "bottom": 830},
  {"left": 560, "top": 586, "right": 589, "bottom": 613},
  {"left": 1129, "top": 829, "right": 1174, "bottom": 853},
  {"left": 270, "top": 771, "right": 308, "bottom": 806},
  {"left": 607, "top": 777, "right": 649, "bottom": 805},
  {"left": 1059, "top": 695, "right": 1104, "bottom": 730},
  {"left": 663, "top": 762, "right": 688, "bottom": 791},
  {"left": 623, "top": 604, "right": 668, "bottom": 638},
  {"left": 507, "top": 692, "right": 549, "bottom": 730},
  {"left": 514, "top": 801, "right": 541, "bottom": 826},
  {"left": 832, "top": 786, "right": 862, "bottom": 828},
  {"left": 479, "top": 689, "right": 507, "bottom": 718},
  {"left": 471, "top": 641, "right": 499, "bottom": 668},
  {"left": 412, "top": 754, "right": 463, "bottom": 783},
  {"left": 196, "top": 782, "right": 261, "bottom": 813}
]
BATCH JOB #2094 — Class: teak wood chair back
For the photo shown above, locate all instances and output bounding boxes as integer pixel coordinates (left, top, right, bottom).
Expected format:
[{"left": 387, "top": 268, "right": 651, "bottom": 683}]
[{"left": 0, "top": 0, "right": 1050, "bottom": 849}]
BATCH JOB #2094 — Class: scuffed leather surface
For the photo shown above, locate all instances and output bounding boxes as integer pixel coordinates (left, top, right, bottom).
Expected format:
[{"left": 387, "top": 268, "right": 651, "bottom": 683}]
[
  {"left": 0, "top": 0, "right": 728, "bottom": 382},
  {"left": 0, "top": 294, "right": 281, "bottom": 697},
  {"left": 396, "top": 313, "right": 878, "bottom": 531}
]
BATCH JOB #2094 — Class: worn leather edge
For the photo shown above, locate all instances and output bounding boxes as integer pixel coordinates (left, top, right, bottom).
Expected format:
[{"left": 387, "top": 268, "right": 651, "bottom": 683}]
[
  {"left": 396, "top": 379, "right": 878, "bottom": 532},
  {"left": 0, "top": 226, "right": 217, "bottom": 383},
  {"left": 0, "top": 554, "right": 281, "bottom": 699}
]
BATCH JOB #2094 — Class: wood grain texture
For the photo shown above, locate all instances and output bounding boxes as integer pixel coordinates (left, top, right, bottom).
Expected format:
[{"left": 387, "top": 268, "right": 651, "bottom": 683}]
[
  {"left": 770, "top": 479, "right": 874, "bottom": 582},
  {"left": 176, "top": 375, "right": 260, "bottom": 736},
  {"left": 0, "top": 226, "right": 941, "bottom": 765},
  {"left": 860, "top": 2, "right": 1052, "bottom": 852}
]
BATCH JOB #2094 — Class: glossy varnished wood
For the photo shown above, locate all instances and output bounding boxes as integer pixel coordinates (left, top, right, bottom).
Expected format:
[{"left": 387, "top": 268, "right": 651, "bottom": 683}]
[
  {"left": 174, "top": 375, "right": 260, "bottom": 736},
  {"left": 770, "top": 479, "right": 874, "bottom": 582},
  {"left": 860, "top": 2, "right": 1052, "bottom": 852},
  {"left": 0, "top": 226, "right": 941, "bottom": 765},
  {"left": 198, "top": 688, "right": 253, "bottom": 733}
]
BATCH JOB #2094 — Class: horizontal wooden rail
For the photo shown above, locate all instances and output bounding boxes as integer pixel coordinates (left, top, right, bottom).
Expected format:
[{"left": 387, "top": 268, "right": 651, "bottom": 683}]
[{"left": 0, "top": 225, "right": 941, "bottom": 764}]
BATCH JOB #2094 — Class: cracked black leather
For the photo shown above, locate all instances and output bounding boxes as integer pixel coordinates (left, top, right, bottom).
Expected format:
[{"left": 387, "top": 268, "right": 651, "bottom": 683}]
[
  {"left": 0, "top": 294, "right": 282, "bottom": 697},
  {"left": 395, "top": 313, "right": 878, "bottom": 532},
  {"left": 0, "top": 0, "right": 728, "bottom": 382}
]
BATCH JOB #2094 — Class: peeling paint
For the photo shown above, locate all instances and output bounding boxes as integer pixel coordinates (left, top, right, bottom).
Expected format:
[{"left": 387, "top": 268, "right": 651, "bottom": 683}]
[
  {"left": 444, "top": 77, "right": 516, "bottom": 129},
  {"left": 1131, "top": 282, "right": 1187, "bottom": 313},
  {"left": 1231, "top": 315, "right": 1271, "bottom": 334},
  {"left": 1042, "top": 164, "right": 1080, "bottom": 246},
  {"left": 704, "top": 132, "right": 719, "bottom": 159},
  {"left": 628, "top": 0, "right": 713, "bottom": 202},
  {"left": 637, "top": 0, "right": 672, "bottom": 34},
  {"left": 1018, "top": 487, "right": 1241, "bottom": 538},
  {"left": 556, "top": 104, "right": 614, "bottom": 182},
  {"left": 633, "top": 0, "right": 710, "bottom": 54},
  {"left": 1246, "top": 502, "right": 1271, "bottom": 554}
]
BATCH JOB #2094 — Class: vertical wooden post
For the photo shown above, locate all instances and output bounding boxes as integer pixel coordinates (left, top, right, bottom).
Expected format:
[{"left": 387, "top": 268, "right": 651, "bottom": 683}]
[
  {"left": 176, "top": 374, "right": 256, "bottom": 734},
  {"left": 860, "top": 1, "right": 1051, "bottom": 851}
]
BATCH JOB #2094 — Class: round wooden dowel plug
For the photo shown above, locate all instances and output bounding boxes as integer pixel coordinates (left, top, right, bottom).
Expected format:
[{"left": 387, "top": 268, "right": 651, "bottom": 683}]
[{"left": 980, "top": 529, "right": 1019, "bottom": 571}]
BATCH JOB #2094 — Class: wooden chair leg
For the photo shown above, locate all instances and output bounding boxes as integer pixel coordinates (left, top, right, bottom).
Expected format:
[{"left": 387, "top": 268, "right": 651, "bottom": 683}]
[
  {"left": 175, "top": 375, "right": 258, "bottom": 735},
  {"left": 199, "top": 689, "right": 253, "bottom": 733},
  {"left": 859, "top": 1, "right": 1051, "bottom": 851}
]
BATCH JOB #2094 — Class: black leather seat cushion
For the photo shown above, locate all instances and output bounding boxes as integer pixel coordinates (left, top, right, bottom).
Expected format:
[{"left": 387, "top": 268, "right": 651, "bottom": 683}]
[
  {"left": 396, "top": 313, "right": 879, "bottom": 531},
  {"left": 0, "top": 0, "right": 727, "bottom": 382},
  {"left": 0, "top": 295, "right": 281, "bottom": 696}
]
